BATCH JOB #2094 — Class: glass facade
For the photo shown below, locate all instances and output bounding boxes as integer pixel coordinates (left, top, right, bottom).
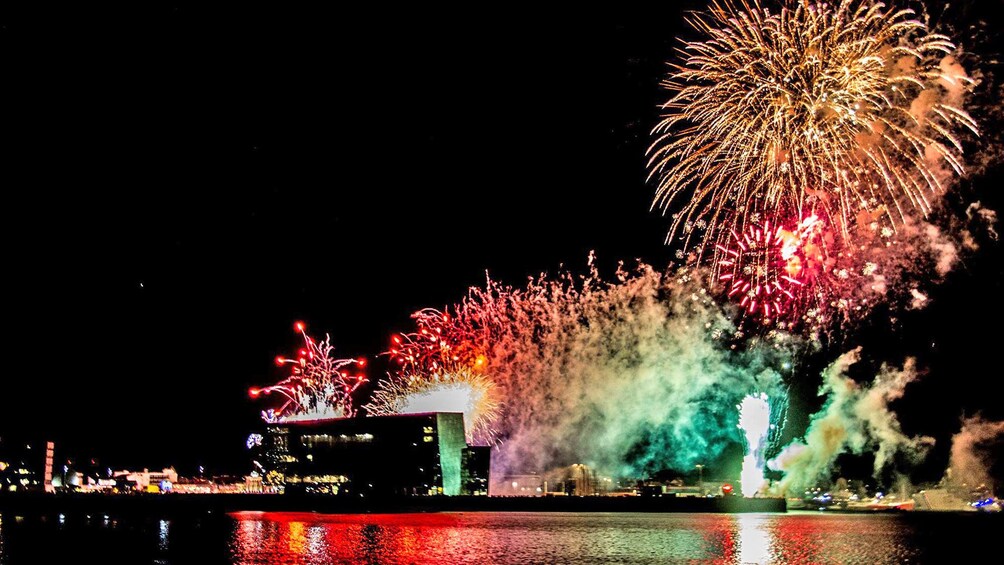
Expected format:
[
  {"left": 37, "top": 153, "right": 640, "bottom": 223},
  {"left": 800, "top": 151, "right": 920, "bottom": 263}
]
[{"left": 257, "top": 412, "right": 482, "bottom": 496}]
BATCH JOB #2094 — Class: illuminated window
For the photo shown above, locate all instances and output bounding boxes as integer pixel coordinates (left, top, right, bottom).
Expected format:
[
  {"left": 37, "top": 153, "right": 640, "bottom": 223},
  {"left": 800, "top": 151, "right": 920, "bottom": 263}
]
[
  {"left": 423, "top": 426, "right": 434, "bottom": 434},
  {"left": 423, "top": 436, "right": 434, "bottom": 443}
]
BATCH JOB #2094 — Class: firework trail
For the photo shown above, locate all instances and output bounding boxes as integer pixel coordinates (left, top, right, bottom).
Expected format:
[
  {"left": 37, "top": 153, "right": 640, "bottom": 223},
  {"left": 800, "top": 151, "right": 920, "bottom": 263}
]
[
  {"left": 249, "top": 322, "right": 368, "bottom": 423},
  {"left": 648, "top": 0, "right": 979, "bottom": 325},
  {"left": 365, "top": 367, "right": 501, "bottom": 446}
]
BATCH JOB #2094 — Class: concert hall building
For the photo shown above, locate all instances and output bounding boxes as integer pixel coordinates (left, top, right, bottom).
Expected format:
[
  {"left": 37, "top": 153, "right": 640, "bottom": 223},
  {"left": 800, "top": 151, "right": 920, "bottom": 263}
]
[{"left": 255, "top": 412, "right": 489, "bottom": 496}]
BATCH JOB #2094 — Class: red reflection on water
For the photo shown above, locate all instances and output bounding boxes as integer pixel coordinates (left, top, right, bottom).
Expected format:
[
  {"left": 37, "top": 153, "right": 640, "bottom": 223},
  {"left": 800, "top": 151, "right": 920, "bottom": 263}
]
[
  {"left": 712, "top": 515, "right": 737, "bottom": 559},
  {"left": 770, "top": 514, "right": 825, "bottom": 563},
  {"left": 228, "top": 511, "right": 915, "bottom": 563},
  {"left": 696, "top": 513, "right": 820, "bottom": 564},
  {"left": 229, "top": 512, "right": 474, "bottom": 564},
  {"left": 229, "top": 512, "right": 462, "bottom": 527}
]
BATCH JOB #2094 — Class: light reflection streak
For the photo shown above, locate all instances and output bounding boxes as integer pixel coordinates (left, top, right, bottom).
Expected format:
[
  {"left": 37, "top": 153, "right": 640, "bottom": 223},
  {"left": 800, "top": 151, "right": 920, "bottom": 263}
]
[
  {"left": 158, "top": 519, "right": 169, "bottom": 553},
  {"left": 736, "top": 514, "right": 773, "bottom": 564}
]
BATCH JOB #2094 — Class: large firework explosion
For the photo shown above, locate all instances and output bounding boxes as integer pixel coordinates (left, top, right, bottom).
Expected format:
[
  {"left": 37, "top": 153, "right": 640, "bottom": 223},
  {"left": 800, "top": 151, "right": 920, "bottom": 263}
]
[
  {"left": 648, "top": 0, "right": 979, "bottom": 326},
  {"left": 249, "top": 322, "right": 368, "bottom": 423},
  {"left": 378, "top": 255, "right": 795, "bottom": 483},
  {"left": 359, "top": 253, "right": 980, "bottom": 492},
  {"left": 365, "top": 367, "right": 501, "bottom": 446}
]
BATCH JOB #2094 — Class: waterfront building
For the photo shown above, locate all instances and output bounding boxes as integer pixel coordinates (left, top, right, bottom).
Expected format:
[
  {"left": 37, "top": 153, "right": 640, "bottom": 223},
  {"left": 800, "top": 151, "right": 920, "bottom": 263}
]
[
  {"left": 461, "top": 446, "right": 491, "bottom": 495},
  {"left": 495, "top": 474, "right": 546, "bottom": 496},
  {"left": 256, "top": 412, "right": 488, "bottom": 496},
  {"left": 113, "top": 467, "right": 179, "bottom": 492}
]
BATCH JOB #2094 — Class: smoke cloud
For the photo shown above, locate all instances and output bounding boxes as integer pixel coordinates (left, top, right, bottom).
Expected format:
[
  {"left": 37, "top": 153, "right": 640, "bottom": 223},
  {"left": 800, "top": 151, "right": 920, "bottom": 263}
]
[
  {"left": 487, "top": 262, "right": 792, "bottom": 484},
  {"left": 768, "top": 348, "right": 933, "bottom": 493},
  {"left": 403, "top": 258, "right": 793, "bottom": 486},
  {"left": 943, "top": 416, "right": 1004, "bottom": 493}
]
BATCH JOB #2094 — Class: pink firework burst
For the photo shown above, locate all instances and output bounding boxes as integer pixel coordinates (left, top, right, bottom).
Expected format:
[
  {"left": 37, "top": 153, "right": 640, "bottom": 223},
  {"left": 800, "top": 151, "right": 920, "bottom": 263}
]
[{"left": 716, "top": 216, "right": 824, "bottom": 321}]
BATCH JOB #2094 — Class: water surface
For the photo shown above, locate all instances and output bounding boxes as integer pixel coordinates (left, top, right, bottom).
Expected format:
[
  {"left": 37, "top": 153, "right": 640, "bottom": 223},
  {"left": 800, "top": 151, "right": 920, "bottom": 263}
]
[{"left": 1, "top": 510, "right": 997, "bottom": 564}]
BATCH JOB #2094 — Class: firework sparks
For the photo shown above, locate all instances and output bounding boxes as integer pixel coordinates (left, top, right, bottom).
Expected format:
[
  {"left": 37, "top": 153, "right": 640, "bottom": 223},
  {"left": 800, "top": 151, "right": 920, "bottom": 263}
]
[
  {"left": 376, "top": 254, "right": 793, "bottom": 484},
  {"left": 386, "top": 308, "right": 486, "bottom": 376},
  {"left": 648, "top": 0, "right": 978, "bottom": 323},
  {"left": 716, "top": 215, "right": 825, "bottom": 320},
  {"left": 376, "top": 305, "right": 497, "bottom": 445},
  {"left": 249, "top": 322, "right": 367, "bottom": 423},
  {"left": 365, "top": 367, "right": 501, "bottom": 446}
]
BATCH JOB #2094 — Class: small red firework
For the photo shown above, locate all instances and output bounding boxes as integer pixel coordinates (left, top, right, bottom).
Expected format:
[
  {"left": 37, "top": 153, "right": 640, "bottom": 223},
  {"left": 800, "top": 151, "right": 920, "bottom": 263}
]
[{"left": 250, "top": 322, "right": 368, "bottom": 423}]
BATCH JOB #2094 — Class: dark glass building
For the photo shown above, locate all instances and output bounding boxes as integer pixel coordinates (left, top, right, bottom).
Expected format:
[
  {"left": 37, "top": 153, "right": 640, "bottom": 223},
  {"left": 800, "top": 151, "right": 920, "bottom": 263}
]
[
  {"left": 461, "top": 446, "right": 491, "bottom": 496},
  {"left": 255, "top": 412, "right": 489, "bottom": 496}
]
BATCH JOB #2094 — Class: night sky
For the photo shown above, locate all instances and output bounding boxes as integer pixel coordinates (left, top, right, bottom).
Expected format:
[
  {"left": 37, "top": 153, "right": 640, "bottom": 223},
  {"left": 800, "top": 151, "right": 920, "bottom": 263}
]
[{"left": 3, "top": 3, "right": 1002, "bottom": 482}]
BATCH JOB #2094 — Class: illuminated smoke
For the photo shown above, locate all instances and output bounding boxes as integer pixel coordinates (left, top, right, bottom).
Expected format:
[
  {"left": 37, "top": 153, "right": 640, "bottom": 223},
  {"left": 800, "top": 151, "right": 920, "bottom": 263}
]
[
  {"left": 375, "top": 255, "right": 794, "bottom": 484},
  {"left": 965, "top": 201, "right": 999, "bottom": 243},
  {"left": 943, "top": 416, "right": 1004, "bottom": 495},
  {"left": 738, "top": 393, "right": 772, "bottom": 497},
  {"left": 768, "top": 348, "right": 933, "bottom": 493}
]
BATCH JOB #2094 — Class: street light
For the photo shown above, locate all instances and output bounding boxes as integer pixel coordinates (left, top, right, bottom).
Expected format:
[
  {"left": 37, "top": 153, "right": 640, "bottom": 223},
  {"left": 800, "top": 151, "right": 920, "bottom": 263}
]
[{"left": 695, "top": 464, "right": 705, "bottom": 495}]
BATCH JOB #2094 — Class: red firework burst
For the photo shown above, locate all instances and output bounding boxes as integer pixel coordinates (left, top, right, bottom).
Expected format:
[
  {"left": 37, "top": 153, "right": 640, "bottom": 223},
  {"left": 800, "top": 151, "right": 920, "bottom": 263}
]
[
  {"left": 386, "top": 308, "right": 486, "bottom": 375},
  {"left": 250, "top": 321, "right": 368, "bottom": 423},
  {"left": 715, "top": 216, "right": 823, "bottom": 321}
]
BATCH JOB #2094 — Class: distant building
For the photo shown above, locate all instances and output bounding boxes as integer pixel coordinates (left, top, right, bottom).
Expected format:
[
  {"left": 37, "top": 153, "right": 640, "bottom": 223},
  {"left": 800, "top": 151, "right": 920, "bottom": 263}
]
[
  {"left": 564, "top": 464, "right": 597, "bottom": 496},
  {"left": 461, "top": 446, "right": 491, "bottom": 496},
  {"left": 43, "top": 442, "right": 54, "bottom": 493},
  {"left": 494, "top": 464, "right": 610, "bottom": 497},
  {"left": 495, "top": 474, "right": 546, "bottom": 496},
  {"left": 113, "top": 468, "right": 179, "bottom": 492},
  {"left": 256, "top": 412, "right": 487, "bottom": 496},
  {"left": 0, "top": 437, "right": 47, "bottom": 492},
  {"left": 244, "top": 474, "right": 264, "bottom": 493},
  {"left": 170, "top": 478, "right": 214, "bottom": 494}
]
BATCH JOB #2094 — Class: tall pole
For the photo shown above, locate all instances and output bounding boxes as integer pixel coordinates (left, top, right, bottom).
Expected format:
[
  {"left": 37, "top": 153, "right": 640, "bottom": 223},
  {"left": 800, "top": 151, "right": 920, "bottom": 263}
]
[{"left": 696, "top": 464, "right": 704, "bottom": 495}]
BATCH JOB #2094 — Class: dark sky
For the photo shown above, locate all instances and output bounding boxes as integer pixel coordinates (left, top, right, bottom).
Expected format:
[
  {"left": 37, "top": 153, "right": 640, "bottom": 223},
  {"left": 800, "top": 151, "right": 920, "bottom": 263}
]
[{"left": 2, "top": 2, "right": 1002, "bottom": 479}]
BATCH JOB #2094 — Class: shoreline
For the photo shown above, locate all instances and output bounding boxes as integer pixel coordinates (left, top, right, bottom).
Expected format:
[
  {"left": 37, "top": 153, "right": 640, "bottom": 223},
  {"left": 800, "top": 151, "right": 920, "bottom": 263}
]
[{"left": 0, "top": 492, "right": 786, "bottom": 516}]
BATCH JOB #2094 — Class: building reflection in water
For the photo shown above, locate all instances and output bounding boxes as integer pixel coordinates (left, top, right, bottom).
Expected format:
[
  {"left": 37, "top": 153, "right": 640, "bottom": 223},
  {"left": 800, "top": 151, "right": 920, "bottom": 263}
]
[{"left": 230, "top": 511, "right": 473, "bottom": 564}]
